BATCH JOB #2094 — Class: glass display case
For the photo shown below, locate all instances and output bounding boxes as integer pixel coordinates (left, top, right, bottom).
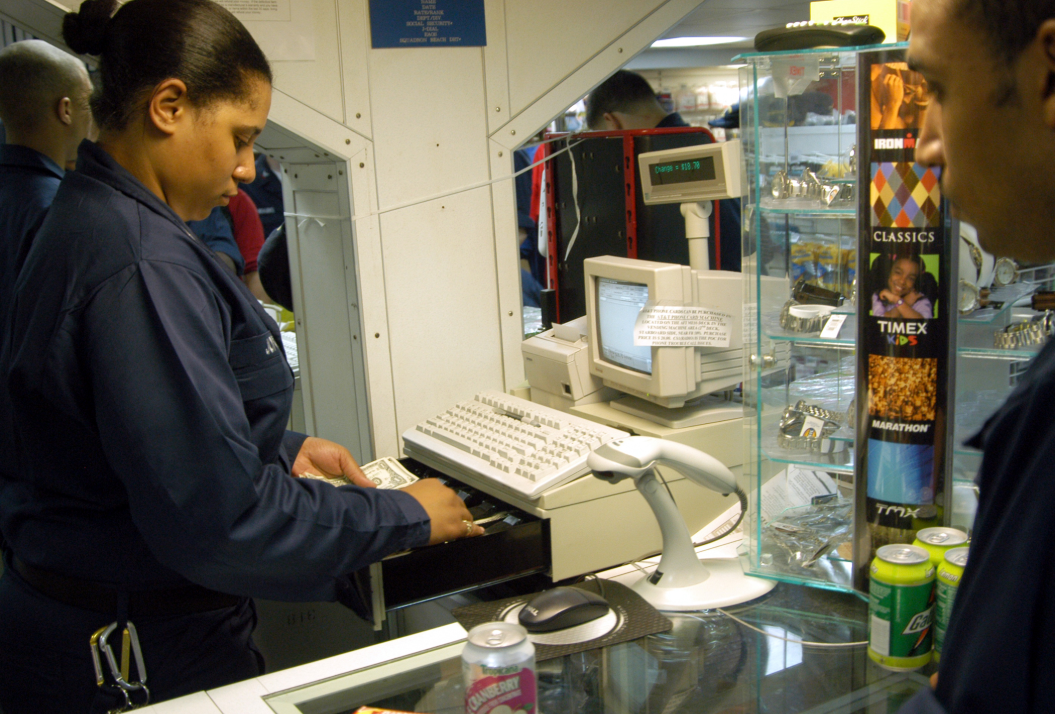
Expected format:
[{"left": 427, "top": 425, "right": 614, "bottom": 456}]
[
  {"left": 737, "top": 44, "right": 1055, "bottom": 595},
  {"left": 738, "top": 46, "right": 862, "bottom": 593}
]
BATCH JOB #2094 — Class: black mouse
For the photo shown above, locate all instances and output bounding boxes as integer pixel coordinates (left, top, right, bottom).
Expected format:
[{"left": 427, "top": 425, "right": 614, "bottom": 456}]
[{"left": 517, "top": 587, "right": 610, "bottom": 633}]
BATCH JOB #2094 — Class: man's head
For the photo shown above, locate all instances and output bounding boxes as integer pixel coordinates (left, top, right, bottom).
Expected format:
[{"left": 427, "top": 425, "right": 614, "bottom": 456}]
[
  {"left": 585, "top": 70, "right": 669, "bottom": 131},
  {"left": 910, "top": 0, "right": 1055, "bottom": 262},
  {"left": 0, "top": 39, "right": 92, "bottom": 168}
]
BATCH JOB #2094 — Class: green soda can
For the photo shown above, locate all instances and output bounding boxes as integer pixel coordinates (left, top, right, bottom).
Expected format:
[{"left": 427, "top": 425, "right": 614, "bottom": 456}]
[
  {"left": 868, "top": 544, "right": 936, "bottom": 670},
  {"left": 913, "top": 527, "right": 968, "bottom": 570},
  {"left": 933, "top": 546, "right": 968, "bottom": 663}
]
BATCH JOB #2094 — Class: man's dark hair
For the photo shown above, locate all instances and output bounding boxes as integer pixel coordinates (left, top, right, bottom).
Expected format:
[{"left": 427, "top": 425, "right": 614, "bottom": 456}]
[
  {"left": 585, "top": 70, "right": 661, "bottom": 130},
  {"left": 61, "top": 0, "right": 272, "bottom": 132},
  {"left": 957, "top": 0, "right": 1055, "bottom": 64},
  {"left": 0, "top": 40, "right": 88, "bottom": 135}
]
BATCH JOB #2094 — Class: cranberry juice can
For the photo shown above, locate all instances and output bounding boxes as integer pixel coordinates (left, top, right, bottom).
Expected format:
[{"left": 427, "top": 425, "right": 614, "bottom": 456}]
[{"left": 462, "top": 622, "right": 537, "bottom": 714}]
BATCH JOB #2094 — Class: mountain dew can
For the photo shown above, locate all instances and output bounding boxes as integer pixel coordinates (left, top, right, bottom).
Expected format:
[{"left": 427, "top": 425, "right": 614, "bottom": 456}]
[
  {"left": 933, "top": 546, "right": 968, "bottom": 662},
  {"left": 868, "top": 544, "right": 936, "bottom": 670}
]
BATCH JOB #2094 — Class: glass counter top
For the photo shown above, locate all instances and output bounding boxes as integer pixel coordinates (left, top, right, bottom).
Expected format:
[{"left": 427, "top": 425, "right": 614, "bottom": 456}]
[{"left": 263, "top": 583, "right": 931, "bottom": 714}]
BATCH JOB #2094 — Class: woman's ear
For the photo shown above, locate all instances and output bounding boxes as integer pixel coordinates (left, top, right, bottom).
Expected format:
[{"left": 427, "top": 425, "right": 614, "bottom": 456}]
[{"left": 146, "top": 78, "right": 191, "bottom": 137}]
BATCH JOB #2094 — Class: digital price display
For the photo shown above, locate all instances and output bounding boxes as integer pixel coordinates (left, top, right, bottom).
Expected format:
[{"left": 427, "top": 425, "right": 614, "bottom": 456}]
[{"left": 649, "top": 156, "right": 717, "bottom": 186}]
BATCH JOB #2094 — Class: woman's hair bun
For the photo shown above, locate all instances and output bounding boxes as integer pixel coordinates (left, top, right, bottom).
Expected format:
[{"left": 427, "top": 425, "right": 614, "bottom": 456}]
[{"left": 62, "top": 0, "right": 118, "bottom": 56}]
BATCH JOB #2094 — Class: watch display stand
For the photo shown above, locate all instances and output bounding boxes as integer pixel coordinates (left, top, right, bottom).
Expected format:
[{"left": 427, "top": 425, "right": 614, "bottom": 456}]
[{"left": 737, "top": 44, "right": 1055, "bottom": 595}]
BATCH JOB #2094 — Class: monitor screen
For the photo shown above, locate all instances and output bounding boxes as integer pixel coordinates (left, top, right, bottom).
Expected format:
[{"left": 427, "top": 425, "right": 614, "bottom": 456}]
[{"left": 597, "top": 277, "right": 652, "bottom": 375}]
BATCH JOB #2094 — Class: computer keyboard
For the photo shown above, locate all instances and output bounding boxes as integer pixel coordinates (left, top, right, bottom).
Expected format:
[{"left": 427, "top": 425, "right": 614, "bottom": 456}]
[
  {"left": 401, "top": 391, "right": 629, "bottom": 500},
  {"left": 280, "top": 331, "right": 299, "bottom": 373}
]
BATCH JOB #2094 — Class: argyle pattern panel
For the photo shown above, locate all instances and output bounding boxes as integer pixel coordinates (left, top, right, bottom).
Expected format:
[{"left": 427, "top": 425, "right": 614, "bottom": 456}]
[{"left": 871, "top": 162, "right": 942, "bottom": 228}]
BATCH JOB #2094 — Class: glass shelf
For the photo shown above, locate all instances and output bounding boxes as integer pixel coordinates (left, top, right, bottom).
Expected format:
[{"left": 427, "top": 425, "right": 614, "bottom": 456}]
[
  {"left": 764, "top": 307, "right": 856, "bottom": 346},
  {"left": 734, "top": 42, "right": 903, "bottom": 61},
  {"left": 758, "top": 308, "right": 1042, "bottom": 359},
  {"left": 742, "top": 553, "right": 856, "bottom": 593},
  {"left": 959, "top": 283, "right": 1033, "bottom": 324},
  {"left": 957, "top": 344, "right": 1042, "bottom": 360},
  {"left": 761, "top": 435, "right": 855, "bottom": 475},
  {"left": 758, "top": 204, "right": 857, "bottom": 216}
]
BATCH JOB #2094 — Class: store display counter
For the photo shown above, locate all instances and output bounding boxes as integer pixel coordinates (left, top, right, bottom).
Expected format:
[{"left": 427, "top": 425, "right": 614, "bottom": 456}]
[{"left": 142, "top": 582, "right": 931, "bottom": 713}]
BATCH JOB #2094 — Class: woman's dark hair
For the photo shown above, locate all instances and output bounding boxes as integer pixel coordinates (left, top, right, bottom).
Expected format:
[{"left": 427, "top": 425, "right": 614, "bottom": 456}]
[
  {"left": 62, "top": 0, "right": 272, "bottom": 132},
  {"left": 870, "top": 252, "right": 938, "bottom": 304}
]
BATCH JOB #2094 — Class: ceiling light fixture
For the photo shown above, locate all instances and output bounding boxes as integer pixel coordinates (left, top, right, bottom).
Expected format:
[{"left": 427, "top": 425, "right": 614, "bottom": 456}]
[{"left": 650, "top": 36, "right": 749, "bottom": 48}]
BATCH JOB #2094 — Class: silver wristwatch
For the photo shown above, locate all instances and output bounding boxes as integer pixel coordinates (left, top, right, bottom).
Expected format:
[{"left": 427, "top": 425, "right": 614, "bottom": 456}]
[
  {"left": 786, "top": 399, "right": 844, "bottom": 426},
  {"left": 958, "top": 280, "right": 981, "bottom": 315},
  {"left": 779, "top": 300, "right": 831, "bottom": 333},
  {"left": 993, "top": 257, "right": 1020, "bottom": 288},
  {"left": 771, "top": 169, "right": 853, "bottom": 206},
  {"left": 777, "top": 402, "right": 849, "bottom": 461}
]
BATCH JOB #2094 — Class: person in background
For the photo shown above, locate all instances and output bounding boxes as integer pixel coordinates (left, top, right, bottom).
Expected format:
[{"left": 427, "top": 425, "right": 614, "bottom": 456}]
[
  {"left": 243, "top": 150, "right": 284, "bottom": 238},
  {"left": 585, "top": 69, "right": 691, "bottom": 131},
  {"left": 0, "top": 40, "right": 92, "bottom": 318},
  {"left": 0, "top": 1, "right": 481, "bottom": 710},
  {"left": 584, "top": 69, "right": 742, "bottom": 271},
  {"left": 191, "top": 188, "right": 272, "bottom": 302},
  {"left": 228, "top": 188, "right": 271, "bottom": 302},
  {"left": 257, "top": 223, "right": 294, "bottom": 311},
  {"left": 899, "top": 0, "right": 1055, "bottom": 711},
  {"left": 515, "top": 145, "right": 543, "bottom": 308},
  {"left": 187, "top": 201, "right": 245, "bottom": 275}
]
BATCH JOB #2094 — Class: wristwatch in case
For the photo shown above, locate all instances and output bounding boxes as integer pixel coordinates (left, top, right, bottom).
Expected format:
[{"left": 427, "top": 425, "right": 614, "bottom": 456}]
[
  {"left": 993, "top": 257, "right": 1020, "bottom": 287},
  {"left": 780, "top": 300, "right": 833, "bottom": 333},
  {"left": 958, "top": 280, "right": 981, "bottom": 315},
  {"left": 994, "top": 312, "right": 1053, "bottom": 349},
  {"left": 792, "top": 276, "right": 844, "bottom": 307}
]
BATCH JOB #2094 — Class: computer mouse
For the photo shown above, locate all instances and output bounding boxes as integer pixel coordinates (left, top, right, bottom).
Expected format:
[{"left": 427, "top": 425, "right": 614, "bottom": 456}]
[{"left": 517, "top": 587, "right": 610, "bottom": 633}]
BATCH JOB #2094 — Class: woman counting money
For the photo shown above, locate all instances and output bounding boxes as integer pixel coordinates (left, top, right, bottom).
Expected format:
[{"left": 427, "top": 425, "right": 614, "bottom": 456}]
[{"left": 0, "top": 1, "right": 480, "bottom": 710}]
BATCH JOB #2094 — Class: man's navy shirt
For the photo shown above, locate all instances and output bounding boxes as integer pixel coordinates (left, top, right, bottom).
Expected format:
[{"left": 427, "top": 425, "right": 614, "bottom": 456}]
[{"left": 0, "top": 144, "right": 63, "bottom": 320}]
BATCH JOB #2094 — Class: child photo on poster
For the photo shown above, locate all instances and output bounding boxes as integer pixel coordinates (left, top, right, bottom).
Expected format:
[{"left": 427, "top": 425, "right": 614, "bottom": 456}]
[{"left": 869, "top": 251, "right": 939, "bottom": 319}]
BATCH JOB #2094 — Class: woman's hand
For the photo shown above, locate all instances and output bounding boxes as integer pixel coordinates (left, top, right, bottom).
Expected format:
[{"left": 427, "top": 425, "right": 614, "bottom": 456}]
[
  {"left": 292, "top": 436, "right": 373, "bottom": 488},
  {"left": 401, "top": 479, "right": 484, "bottom": 544},
  {"left": 902, "top": 290, "right": 921, "bottom": 307}
]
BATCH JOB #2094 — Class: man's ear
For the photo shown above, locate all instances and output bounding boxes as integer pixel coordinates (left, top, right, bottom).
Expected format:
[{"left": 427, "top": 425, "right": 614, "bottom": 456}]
[
  {"left": 603, "top": 111, "right": 623, "bottom": 130},
  {"left": 1039, "top": 19, "right": 1055, "bottom": 128},
  {"left": 56, "top": 96, "right": 73, "bottom": 126},
  {"left": 146, "top": 78, "right": 191, "bottom": 136}
]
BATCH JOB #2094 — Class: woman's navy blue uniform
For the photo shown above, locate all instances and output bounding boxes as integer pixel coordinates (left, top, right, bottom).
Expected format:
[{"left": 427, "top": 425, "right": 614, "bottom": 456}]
[{"left": 0, "top": 140, "right": 431, "bottom": 712}]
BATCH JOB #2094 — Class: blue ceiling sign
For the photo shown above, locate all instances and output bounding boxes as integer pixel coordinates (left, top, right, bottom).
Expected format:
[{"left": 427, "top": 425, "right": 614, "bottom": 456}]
[{"left": 369, "top": 0, "right": 487, "bottom": 48}]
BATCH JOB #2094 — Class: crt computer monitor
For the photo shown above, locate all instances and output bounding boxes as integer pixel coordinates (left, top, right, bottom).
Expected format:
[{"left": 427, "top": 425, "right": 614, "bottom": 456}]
[{"left": 584, "top": 255, "right": 743, "bottom": 409}]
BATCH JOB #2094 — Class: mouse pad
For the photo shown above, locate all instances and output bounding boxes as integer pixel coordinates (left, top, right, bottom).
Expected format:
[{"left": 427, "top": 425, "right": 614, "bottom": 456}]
[{"left": 451, "top": 580, "right": 672, "bottom": 662}]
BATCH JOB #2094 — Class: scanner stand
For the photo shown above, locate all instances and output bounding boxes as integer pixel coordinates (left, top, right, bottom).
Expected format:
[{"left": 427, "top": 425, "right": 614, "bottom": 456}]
[{"left": 628, "top": 468, "right": 774, "bottom": 611}]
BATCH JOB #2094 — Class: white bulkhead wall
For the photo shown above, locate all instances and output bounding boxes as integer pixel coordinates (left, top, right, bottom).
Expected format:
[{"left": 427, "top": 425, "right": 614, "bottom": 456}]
[{"left": 11, "top": 0, "right": 702, "bottom": 459}]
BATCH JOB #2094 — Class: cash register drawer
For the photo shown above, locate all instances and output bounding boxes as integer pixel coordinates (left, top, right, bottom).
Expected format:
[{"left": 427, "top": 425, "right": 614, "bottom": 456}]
[{"left": 377, "top": 459, "right": 549, "bottom": 610}]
